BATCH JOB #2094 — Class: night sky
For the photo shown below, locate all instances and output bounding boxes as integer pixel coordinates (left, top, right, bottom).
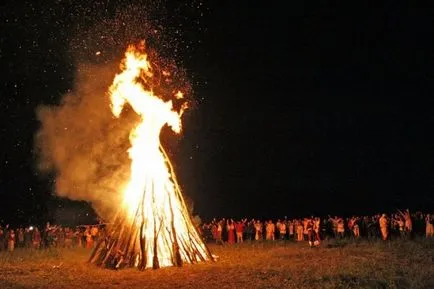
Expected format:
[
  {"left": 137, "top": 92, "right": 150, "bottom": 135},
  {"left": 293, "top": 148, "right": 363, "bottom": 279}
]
[{"left": 1, "top": 1, "right": 433, "bottom": 226}]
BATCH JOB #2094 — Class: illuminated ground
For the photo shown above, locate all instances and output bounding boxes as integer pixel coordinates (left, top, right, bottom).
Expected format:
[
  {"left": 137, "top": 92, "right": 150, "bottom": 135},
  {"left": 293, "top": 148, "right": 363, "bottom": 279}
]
[{"left": 1, "top": 239, "right": 433, "bottom": 289}]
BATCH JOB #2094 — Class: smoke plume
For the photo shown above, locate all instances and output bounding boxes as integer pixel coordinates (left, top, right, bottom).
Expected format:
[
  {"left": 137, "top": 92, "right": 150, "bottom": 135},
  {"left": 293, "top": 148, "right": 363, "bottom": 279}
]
[{"left": 35, "top": 62, "right": 139, "bottom": 220}]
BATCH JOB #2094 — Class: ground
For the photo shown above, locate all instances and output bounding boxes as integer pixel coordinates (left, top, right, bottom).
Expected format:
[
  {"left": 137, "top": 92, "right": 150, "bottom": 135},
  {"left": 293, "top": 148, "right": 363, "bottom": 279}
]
[{"left": 1, "top": 239, "right": 433, "bottom": 289}]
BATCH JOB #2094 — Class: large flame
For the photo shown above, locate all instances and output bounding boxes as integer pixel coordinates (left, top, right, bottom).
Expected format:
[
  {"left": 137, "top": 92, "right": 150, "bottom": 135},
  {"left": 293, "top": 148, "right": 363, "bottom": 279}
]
[{"left": 104, "top": 43, "right": 209, "bottom": 269}]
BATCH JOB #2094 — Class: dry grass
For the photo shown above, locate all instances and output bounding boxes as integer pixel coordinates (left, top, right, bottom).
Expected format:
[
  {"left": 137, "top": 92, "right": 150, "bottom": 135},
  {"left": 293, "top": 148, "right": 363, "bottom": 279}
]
[{"left": 0, "top": 239, "right": 433, "bottom": 289}]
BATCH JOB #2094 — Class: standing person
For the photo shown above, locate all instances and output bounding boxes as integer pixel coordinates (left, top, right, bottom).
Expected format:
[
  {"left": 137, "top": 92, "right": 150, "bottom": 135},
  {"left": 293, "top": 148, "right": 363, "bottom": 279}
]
[
  {"left": 44, "top": 222, "right": 52, "bottom": 248},
  {"left": 367, "top": 216, "right": 378, "bottom": 239},
  {"left": 288, "top": 220, "right": 294, "bottom": 240},
  {"left": 379, "top": 214, "right": 389, "bottom": 241},
  {"left": 17, "top": 228, "right": 24, "bottom": 248},
  {"left": 348, "top": 218, "right": 354, "bottom": 237},
  {"left": 73, "top": 227, "right": 82, "bottom": 247},
  {"left": 265, "top": 220, "right": 275, "bottom": 241},
  {"left": 337, "top": 218, "right": 345, "bottom": 239},
  {"left": 394, "top": 215, "right": 405, "bottom": 238},
  {"left": 329, "top": 216, "right": 338, "bottom": 238},
  {"left": 275, "top": 219, "right": 281, "bottom": 240},
  {"left": 361, "top": 216, "right": 368, "bottom": 237},
  {"left": 81, "top": 227, "right": 87, "bottom": 247},
  {"left": 235, "top": 220, "right": 245, "bottom": 243},
  {"left": 400, "top": 209, "right": 413, "bottom": 238},
  {"left": 215, "top": 220, "right": 223, "bottom": 245},
  {"left": 85, "top": 226, "right": 93, "bottom": 249},
  {"left": 32, "top": 227, "right": 41, "bottom": 249},
  {"left": 353, "top": 217, "right": 360, "bottom": 239},
  {"left": 306, "top": 218, "right": 315, "bottom": 247},
  {"left": 211, "top": 221, "right": 218, "bottom": 241},
  {"left": 254, "top": 220, "right": 263, "bottom": 241},
  {"left": 4, "top": 225, "right": 10, "bottom": 250},
  {"left": 57, "top": 227, "right": 65, "bottom": 248},
  {"left": 8, "top": 229, "right": 16, "bottom": 252},
  {"left": 313, "top": 217, "right": 321, "bottom": 243},
  {"left": 349, "top": 217, "right": 360, "bottom": 239},
  {"left": 24, "top": 227, "right": 32, "bottom": 248},
  {"left": 303, "top": 218, "right": 308, "bottom": 240},
  {"left": 48, "top": 226, "right": 57, "bottom": 247},
  {"left": 279, "top": 221, "right": 287, "bottom": 240},
  {"left": 415, "top": 212, "right": 425, "bottom": 236},
  {"left": 0, "top": 226, "right": 4, "bottom": 251},
  {"left": 426, "top": 213, "right": 433, "bottom": 238},
  {"left": 221, "top": 218, "right": 228, "bottom": 242},
  {"left": 226, "top": 220, "right": 236, "bottom": 245},
  {"left": 91, "top": 225, "right": 99, "bottom": 244},
  {"left": 296, "top": 220, "right": 304, "bottom": 241},
  {"left": 246, "top": 219, "right": 255, "bottom": 241}
]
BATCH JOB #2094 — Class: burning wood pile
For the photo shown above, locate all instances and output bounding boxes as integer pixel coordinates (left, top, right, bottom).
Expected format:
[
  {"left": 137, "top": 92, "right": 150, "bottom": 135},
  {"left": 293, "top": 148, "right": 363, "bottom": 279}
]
[{"left": 89, "top": 43, "right": 212, "bottom": 269}]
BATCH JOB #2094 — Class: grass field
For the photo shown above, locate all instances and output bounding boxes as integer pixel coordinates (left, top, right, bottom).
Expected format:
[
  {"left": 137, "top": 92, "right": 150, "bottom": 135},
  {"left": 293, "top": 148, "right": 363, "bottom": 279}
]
[{"left": 0, "top": 239, "right": 433, "bottom": 289}]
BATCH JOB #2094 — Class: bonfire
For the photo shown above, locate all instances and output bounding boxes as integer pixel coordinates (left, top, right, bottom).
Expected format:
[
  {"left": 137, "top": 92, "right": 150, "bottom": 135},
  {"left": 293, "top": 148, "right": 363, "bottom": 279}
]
[{"left": 89, "top": 42, "right": 213, "bottom": 269}]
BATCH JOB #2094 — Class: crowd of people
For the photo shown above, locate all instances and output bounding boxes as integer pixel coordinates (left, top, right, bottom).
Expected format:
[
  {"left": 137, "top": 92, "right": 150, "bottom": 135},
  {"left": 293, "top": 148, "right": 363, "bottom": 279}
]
[
  {"left": 0, "top": 222, "right": 105, "bottom": 252},
  {"left": 0, "top": 210, "right": 432, "bottom": 253},
  {"left": 200, "top": 210, "right": 434, "bottom": 247}
]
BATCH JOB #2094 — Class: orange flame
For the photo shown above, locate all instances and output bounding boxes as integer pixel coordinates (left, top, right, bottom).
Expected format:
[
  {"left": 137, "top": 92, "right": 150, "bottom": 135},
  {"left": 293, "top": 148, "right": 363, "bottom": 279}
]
[{"left": 108, "top": 44, "right": 209, "bottom": 268}]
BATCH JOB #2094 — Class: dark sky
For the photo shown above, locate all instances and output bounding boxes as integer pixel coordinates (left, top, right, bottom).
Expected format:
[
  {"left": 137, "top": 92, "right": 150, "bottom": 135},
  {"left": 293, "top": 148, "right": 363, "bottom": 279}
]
[{"left": 0, "top": 1, "right": 433, "bottom": 225}]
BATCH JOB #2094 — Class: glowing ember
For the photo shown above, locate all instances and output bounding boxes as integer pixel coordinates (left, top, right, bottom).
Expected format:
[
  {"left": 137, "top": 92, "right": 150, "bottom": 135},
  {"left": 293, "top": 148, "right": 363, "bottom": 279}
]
[
  {"left": 89, "top": 43, "right": 212, "bottom": 269},
  {"left": 175, "top": 90, "right": 184, "bottom": 99}
]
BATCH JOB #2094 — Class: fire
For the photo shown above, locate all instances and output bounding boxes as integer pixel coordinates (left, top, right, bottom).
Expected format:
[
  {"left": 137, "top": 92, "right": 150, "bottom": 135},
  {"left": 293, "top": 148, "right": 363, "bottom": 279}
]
[
  {"left": 90, "top": 43, "right": 212, "bottom": 269},
  {"left": 109, "top": 45, "right": 182, "bottom": 219}
]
